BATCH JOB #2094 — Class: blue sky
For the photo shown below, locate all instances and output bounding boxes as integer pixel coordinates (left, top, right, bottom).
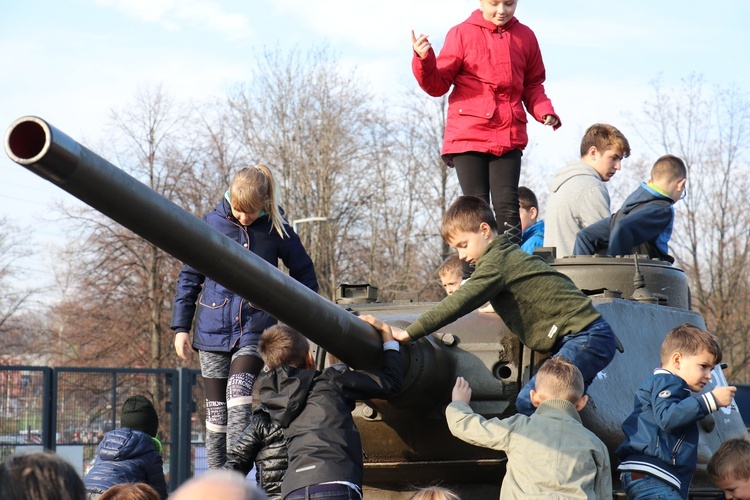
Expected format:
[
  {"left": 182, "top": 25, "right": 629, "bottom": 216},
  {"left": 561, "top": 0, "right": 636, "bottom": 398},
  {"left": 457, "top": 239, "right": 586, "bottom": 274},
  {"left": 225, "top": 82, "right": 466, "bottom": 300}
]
[{"left": 2, "top": 0, "right": 749, "bottom": 287}]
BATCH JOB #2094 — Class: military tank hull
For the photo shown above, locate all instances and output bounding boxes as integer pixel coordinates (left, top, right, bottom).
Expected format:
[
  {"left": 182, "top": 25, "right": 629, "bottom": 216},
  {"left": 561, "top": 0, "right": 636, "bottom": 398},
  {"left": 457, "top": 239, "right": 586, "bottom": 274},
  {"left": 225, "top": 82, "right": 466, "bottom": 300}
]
[{"left": 5, "top": 116, "right": 745, "bottom": 499}]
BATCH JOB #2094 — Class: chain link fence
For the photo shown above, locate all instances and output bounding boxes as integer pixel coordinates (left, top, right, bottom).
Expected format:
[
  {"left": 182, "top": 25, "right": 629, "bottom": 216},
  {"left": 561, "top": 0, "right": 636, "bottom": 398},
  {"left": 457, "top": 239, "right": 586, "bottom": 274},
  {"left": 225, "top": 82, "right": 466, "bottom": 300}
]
[{"left": 0, "top": 365, "right": 206, "bottom": 490}]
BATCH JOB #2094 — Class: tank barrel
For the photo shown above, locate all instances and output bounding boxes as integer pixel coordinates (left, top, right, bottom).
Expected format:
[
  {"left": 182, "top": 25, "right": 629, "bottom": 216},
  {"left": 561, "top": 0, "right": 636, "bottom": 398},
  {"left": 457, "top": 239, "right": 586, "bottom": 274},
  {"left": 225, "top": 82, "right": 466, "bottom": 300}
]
[{"left": 4, "top": 116, "right": 383, "bottom": 369}]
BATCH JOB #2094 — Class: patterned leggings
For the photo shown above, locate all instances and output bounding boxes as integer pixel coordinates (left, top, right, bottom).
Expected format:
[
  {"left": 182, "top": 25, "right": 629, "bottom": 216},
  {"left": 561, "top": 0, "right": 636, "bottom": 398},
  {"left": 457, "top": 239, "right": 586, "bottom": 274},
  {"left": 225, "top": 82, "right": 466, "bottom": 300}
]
[{"left": 200, "top": 345, "right": 265, "bottom": 469}]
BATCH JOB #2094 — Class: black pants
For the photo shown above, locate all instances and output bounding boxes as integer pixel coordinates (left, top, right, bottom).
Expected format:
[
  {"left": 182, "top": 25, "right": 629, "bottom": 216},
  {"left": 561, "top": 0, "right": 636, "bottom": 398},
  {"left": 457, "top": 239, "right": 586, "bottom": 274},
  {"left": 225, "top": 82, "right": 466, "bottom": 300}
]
[{"left": 453, "top": 149, "right": 523, "bottom": 236}]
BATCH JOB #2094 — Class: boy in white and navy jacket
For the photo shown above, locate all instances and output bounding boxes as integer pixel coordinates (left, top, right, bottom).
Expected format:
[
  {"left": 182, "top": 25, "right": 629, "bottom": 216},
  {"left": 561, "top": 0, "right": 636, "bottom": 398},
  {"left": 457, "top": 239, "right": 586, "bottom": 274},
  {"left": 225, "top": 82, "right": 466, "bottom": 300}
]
[{"left": 617, "top": 324, "right": 736, "bottom": 499}]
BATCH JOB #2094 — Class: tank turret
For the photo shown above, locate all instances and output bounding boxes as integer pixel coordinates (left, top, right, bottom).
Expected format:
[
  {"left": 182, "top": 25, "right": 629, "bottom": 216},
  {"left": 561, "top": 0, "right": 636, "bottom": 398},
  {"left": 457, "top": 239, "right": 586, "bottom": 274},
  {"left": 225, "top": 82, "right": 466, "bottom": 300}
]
[{"left": 6, "top": 116, "right": 745, "bottom": 499}]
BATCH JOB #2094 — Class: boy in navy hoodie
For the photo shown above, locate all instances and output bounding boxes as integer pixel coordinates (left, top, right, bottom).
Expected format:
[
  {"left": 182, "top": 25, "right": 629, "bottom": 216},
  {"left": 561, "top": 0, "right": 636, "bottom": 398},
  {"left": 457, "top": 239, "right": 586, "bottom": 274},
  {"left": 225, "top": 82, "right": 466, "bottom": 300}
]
[
  {"left": 574, "top": 155, "right": 686, "bottom": 262},
  {"left": 617, "top": 324, "right": 736, "bottom": 499}
]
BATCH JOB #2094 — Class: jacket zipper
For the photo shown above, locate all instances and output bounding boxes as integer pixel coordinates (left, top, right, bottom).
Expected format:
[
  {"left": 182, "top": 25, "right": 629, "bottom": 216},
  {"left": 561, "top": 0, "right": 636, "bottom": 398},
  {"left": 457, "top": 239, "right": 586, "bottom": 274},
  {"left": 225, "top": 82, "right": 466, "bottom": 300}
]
[
  {"left": 672, "top": 433, "right": 685, "bottom": 465},
  {"left": 229, "top": 217, "right": 251, "bottom": 349}
]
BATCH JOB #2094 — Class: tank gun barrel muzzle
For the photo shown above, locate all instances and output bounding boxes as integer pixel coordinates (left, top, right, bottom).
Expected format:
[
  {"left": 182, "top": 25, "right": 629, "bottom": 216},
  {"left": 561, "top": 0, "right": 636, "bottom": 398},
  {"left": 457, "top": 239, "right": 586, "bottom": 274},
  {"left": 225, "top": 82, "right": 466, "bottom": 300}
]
[{"left": 4, "top": 116, "right": 383, "bottom": 369}]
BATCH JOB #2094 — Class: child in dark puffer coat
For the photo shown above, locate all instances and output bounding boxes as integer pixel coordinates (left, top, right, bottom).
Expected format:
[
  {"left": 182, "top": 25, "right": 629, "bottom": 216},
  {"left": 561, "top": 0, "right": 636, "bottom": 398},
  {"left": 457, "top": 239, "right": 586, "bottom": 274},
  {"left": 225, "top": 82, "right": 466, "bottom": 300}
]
[
  {"left": 83, "top": 395, "right": 168, "bottom": 500},
  {"left": 222, "top": 404, "right": 287, "bottom": 500}
]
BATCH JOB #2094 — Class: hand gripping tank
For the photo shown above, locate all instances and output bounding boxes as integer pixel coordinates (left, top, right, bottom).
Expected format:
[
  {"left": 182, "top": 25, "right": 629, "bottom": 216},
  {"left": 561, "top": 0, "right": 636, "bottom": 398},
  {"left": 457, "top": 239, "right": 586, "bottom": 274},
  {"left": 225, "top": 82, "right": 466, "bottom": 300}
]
[{"left": 6, "top": 117, "right": 745, "bottom": 499}]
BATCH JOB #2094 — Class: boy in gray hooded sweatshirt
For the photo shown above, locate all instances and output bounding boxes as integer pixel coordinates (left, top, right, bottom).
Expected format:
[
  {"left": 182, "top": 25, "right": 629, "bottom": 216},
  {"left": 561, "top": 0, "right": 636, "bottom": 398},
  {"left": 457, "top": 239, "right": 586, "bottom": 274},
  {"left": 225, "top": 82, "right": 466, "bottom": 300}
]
[{"left": 544, "top": 123, "right": 630, "bottom": 257}]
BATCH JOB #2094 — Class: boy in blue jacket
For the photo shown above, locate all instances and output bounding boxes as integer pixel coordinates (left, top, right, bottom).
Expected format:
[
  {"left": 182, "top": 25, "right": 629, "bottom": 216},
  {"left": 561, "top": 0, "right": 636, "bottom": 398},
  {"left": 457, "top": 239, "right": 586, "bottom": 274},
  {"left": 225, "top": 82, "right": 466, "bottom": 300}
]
[
  {"left": 83, "top": 395, "right": 168, "bottom": 499},
  {"left": 574, "top": 155, "right": 686, "bottom": 262},
  {"left": 518, "top": 186, "right": 544, "bottom": 254},
  {"left": 616, "top": 324, "right": 736, "bottom": 499}
]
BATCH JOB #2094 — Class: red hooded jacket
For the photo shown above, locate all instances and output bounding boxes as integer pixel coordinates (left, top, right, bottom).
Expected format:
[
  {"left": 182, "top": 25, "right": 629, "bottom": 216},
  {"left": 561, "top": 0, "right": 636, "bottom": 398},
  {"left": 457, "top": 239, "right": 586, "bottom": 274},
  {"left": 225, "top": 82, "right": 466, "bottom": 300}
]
[{"left": 412, "top": 11, "right": 560, "bottom": 162}]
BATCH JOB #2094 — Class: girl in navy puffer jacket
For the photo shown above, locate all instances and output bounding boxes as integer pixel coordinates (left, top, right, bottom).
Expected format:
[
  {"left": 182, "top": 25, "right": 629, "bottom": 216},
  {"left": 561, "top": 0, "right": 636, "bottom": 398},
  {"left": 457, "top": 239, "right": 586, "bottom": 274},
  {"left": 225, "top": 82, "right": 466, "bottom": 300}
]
[{"left": 171, "top": 165, "right": 318, "bottom": 470}]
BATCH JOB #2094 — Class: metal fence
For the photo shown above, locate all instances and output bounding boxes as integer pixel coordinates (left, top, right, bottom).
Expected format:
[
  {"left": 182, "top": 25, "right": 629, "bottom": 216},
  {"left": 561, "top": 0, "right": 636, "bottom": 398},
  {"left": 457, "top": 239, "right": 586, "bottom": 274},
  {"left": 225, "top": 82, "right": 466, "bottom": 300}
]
[{"left": 0, "top": 365, "right": 206, "bottom": 491}]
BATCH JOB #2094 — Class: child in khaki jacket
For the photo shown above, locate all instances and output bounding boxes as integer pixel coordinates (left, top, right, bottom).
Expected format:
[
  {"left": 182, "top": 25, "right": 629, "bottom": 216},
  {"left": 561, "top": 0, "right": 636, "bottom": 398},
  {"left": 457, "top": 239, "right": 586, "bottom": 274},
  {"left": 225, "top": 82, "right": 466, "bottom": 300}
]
[{"left": 447, "top": 358, "right": 611, "bottom": 499}]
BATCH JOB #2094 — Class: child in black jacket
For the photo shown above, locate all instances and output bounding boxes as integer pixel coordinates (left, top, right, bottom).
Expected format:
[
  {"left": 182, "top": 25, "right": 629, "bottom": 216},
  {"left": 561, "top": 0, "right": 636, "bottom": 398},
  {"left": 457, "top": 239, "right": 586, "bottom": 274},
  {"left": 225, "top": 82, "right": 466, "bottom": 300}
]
[
  {"left": 256, "top": 318, "right": 402, "bottom": 500},
  {"left": 223, "top": 405, "right": 287, "bottom": 500}
]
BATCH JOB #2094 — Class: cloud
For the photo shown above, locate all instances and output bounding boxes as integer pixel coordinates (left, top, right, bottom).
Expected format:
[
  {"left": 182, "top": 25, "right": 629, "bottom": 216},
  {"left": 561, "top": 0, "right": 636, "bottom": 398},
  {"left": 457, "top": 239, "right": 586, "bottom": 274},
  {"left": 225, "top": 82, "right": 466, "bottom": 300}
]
[
  {"left": 260, "top": 0, "right": 475, "bottom": 53},
  {"left": 92, "top": 0, "right": 252, "bottom": 40}
]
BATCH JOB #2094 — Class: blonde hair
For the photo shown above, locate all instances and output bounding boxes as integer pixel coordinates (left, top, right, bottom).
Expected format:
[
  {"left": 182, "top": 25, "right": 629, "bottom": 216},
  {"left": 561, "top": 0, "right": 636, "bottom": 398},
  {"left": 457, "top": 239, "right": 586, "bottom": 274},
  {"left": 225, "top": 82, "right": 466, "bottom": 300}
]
[
  {"left": 437, "top": 255, "right": 462, "bottom": 279},
  {"left": 409, "top": 486, "right": 461, "bottom": 500},
  {"left": 440, "top": 196, "right": 497, "bottom": 242},
  {"left": 708, "top": 438, "right": 750, "bottom": 483},
  {"left": 229, "top": 164, "right": 288, "bottom": 238},
  {"left": 534, "top": 357, "right": 584, "bottom": 404},
  {"left": 660, "top": 323, "right": 722, "bottom": 366},
  {"left": 579, "top": 123, "right": 631, "bottom": 158}
]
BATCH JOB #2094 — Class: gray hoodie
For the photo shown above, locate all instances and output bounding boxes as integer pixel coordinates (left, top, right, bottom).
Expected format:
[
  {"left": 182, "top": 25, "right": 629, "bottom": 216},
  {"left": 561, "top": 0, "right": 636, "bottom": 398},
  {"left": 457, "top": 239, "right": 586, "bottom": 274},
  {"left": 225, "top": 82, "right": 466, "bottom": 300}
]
[{"left": 543, "top": 161, "right": 611, "bottom": 257}]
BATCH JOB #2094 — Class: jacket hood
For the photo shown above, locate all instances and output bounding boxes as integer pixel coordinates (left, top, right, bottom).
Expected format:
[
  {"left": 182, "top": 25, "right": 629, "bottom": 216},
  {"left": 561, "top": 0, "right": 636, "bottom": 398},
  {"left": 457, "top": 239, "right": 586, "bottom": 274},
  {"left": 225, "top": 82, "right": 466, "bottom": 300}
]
[
  {"left": 522, "top": 219, "right": 544, "bottom": 240},
  {"left": 548, "top": 162, "right": 601, "bottom": 192},
  {"left": 621, "top": 183, "right": 674, "bottom": 214},
  {"left": 259, "top": 366, "right": 316, "bottom": 428},
  {"left": 99, "top": 428, "right": 157, "bottom": 462},
  {"left": 465, "top": 9, "right": 518, "bottom": 31}
]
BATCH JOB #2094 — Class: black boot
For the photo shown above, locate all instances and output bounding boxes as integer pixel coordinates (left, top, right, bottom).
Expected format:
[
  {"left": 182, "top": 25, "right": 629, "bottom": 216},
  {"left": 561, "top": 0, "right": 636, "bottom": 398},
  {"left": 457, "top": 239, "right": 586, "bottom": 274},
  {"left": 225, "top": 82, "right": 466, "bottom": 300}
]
[{"left": 503, "top": 221, "right": 522, "bottom": 246}]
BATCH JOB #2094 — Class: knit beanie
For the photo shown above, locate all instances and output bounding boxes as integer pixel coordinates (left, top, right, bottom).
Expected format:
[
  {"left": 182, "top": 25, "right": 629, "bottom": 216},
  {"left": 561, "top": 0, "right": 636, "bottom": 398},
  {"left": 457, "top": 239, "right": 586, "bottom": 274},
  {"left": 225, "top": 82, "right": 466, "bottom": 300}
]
[{"left": 120, "top": 395, "right": 159, "bottom": 438}]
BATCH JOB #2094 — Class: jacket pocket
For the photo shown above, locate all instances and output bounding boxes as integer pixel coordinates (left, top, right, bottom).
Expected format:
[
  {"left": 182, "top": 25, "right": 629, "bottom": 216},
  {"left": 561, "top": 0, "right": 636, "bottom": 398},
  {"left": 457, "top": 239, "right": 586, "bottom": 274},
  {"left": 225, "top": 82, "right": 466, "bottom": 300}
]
[
  {"left": 198, "top": 294, "right": 229, "bottom": 310},
  {"left": 455, "top": 100, "right": 496, "bottom": 120},
  {"left": 195, "top": 290, "right": 232, "bottom": 335}
]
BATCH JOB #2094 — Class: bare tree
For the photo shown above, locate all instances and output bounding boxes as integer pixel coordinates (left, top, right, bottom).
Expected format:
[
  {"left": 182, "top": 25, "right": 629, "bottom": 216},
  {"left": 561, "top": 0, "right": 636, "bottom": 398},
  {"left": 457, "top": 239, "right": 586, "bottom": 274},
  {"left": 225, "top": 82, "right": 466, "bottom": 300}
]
[
  {"left": 0, "top": 216, "right": 38, "bottom": 356},
  {"left": 49, "top": 85, "right": 202, "bottom": 368},
  {"left": 632, "top": 74, "right": 750, "bottom": 382},
  {"left": 227, "top": 47, "right": 432, "bottom": 300},
  {"left": 387, "top": 90, "right": 461, "bottom": 300}
]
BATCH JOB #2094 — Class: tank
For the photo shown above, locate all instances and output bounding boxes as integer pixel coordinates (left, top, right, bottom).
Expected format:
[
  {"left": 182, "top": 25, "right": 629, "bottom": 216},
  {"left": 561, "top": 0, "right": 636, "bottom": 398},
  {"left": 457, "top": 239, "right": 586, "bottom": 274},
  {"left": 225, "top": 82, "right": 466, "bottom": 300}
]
[{"left": 5, "top": 116, "right": 745, "bottom": 499}]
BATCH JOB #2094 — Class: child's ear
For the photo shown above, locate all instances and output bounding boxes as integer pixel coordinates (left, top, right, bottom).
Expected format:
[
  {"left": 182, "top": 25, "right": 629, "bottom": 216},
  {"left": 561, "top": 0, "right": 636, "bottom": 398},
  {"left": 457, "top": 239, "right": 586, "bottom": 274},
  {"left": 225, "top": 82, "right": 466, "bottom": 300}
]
[
  {"left": 575, "top": 394, "right": 589, "bottom": 411},
  {"left": 671, "top": 351, "right": 682, "bottom": 369},
  {"left": 479, "top": 222, "right": 492, "bottom": 239},
  {"left": 530, "top": 389, "right": 542, "bottom": 408}
]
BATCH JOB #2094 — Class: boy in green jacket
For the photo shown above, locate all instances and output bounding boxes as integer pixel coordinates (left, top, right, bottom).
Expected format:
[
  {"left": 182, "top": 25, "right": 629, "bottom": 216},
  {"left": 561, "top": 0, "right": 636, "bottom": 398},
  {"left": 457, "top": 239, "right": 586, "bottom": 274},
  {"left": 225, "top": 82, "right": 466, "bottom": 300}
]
[{"left": 382, "top": 195, "right": 617, "bottom": 415}]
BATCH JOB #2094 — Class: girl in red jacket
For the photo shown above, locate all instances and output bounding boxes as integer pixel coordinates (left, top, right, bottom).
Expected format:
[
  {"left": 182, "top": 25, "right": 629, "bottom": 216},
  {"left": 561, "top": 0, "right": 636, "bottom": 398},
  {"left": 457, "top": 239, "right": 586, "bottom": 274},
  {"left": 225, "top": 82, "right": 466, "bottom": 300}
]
[{"left": 411, "top": 0, "right": 559, "bottom": 254}]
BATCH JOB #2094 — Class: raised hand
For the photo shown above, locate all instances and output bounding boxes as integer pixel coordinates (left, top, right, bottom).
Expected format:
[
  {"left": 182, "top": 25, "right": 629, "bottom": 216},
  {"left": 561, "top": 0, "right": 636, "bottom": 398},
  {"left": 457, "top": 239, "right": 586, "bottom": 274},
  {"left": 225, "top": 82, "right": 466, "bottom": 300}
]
[
  {"left": 712, "top": 385, "right": 737, "bottom": 407},
  {"left": 411, "top": 30, "right": 432, "bottom": 59}
]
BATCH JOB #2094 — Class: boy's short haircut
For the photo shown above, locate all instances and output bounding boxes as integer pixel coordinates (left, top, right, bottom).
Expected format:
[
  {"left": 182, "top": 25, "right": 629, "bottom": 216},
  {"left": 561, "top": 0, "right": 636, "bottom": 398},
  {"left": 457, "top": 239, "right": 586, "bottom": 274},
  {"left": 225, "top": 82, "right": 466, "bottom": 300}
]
[
  {"left": 440, "top": 196, "right": 498, "bottom": 241},
  {"left": 707, "top": 438, "right": 750, "bottom": 483},
  {"left": 579, "top": 123, "right": 631, "bottom": 159},
  {"left": 651, "top": 154, "right": 687, "bottom": 183},
  {"left": 518, "top": 186, "right": 539, "bottom": 211},
  {"left": 437, "top": 255, "right": 462, "bottom": 278},
  {"left": 660, "top": 323, "right": 722, "bottom": 366},
  {"left": 534, "top": 357, "right": 584, "bottom": 404},
  {"left": 259, "top": 325, "right": 310, "bottom": 370}
]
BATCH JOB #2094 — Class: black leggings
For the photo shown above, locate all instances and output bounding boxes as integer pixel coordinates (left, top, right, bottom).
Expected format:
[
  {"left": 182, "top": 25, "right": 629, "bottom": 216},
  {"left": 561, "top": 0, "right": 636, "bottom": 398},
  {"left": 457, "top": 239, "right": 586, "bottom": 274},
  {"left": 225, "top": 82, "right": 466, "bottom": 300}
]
[{"left": 453, "top": 149, "right": 523, "bottom": 241}]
